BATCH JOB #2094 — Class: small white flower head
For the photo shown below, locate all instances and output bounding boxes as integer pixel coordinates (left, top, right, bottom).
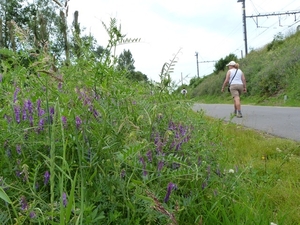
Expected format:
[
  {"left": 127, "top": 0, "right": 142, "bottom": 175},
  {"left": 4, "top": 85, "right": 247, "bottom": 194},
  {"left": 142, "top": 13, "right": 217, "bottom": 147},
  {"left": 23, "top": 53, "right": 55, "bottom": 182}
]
[
  {"left": 276, "top": 147, "right": 282, "bottom": 152},
  {"left": 270, "top": 222, "right": 277, "bottom": 225},
  {"left": 228, "top": 169, "right": 235, "bottom": 174}
]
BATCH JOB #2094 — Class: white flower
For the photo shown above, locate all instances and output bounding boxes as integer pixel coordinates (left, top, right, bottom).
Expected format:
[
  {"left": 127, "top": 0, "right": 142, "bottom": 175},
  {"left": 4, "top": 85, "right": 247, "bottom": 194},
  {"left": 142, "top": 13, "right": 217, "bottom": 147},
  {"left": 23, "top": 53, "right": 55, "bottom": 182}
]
[
  {"left": 228, "top": 169, "right": 235, "bottom": 173},
  {"left": 270, "top": 222, "right": 277, "bottom": 225}
]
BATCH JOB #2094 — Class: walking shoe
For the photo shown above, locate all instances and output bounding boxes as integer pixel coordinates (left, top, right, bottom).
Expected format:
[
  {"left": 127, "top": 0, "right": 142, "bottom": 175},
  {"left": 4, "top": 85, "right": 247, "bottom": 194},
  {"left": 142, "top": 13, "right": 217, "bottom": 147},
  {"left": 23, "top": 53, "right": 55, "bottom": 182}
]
[{"left": 236, "top": 112, "right": 243, "bottom": 118}]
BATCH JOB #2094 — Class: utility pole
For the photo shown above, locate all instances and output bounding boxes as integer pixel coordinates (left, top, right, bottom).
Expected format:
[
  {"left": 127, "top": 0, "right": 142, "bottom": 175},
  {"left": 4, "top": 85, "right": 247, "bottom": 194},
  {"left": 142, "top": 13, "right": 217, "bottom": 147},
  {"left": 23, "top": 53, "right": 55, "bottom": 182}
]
[
  {"left": 238, "top": 0, "right": 248, "bottom": 56},
  {"left": 195, "top": 52, "right": 199, "bottom": 78}
]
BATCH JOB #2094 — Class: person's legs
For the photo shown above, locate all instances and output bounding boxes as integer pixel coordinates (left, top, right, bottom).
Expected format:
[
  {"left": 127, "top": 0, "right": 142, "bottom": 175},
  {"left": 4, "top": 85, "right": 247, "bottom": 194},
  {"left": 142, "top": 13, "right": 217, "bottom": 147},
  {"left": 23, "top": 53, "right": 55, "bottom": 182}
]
[
  {"left": 234, "top": 96, "right": 241, "bottom": 111},
  {"left": 231, "top": 84, "right": 243, "bottom": 117}
]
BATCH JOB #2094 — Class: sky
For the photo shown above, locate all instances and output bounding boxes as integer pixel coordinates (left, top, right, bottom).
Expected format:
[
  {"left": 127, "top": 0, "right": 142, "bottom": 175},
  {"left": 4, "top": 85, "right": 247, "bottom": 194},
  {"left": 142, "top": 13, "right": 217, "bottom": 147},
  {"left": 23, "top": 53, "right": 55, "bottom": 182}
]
[{"left": 67, "top": 0, "right": 300, "bottom": 84}]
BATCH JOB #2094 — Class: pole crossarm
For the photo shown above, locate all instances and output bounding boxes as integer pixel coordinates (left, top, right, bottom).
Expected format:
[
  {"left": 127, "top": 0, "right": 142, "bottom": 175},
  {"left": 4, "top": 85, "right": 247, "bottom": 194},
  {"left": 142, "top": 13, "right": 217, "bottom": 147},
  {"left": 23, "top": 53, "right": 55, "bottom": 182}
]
[
  {"left": 198, "top": 60, "right": 217, "bottom": 63},
  {"left": 246, "top": 10, "right": 300, "bottom": 18}
]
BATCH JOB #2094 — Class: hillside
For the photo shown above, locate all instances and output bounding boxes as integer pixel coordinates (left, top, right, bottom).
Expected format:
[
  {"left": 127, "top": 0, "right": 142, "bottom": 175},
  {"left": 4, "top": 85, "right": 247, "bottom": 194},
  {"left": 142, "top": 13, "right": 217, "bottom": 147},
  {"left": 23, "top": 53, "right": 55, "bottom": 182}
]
[{"left": 190, "top": 30, "right": 300, "bottom": 106}]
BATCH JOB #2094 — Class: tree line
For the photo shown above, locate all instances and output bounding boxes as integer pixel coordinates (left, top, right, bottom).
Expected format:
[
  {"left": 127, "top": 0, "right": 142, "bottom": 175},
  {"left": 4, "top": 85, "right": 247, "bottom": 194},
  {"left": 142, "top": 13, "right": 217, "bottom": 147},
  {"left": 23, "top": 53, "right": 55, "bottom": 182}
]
[{"left": 0, "top": 0, "right": 148, "bottom": 82}]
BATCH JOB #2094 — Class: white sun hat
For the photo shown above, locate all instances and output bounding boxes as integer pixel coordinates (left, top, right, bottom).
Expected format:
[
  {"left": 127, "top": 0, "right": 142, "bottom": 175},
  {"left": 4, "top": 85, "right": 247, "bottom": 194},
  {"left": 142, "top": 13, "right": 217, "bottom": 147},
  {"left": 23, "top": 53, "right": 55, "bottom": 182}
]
[{"left": 226, "top": 61, "right": 236, "bottom": 66}]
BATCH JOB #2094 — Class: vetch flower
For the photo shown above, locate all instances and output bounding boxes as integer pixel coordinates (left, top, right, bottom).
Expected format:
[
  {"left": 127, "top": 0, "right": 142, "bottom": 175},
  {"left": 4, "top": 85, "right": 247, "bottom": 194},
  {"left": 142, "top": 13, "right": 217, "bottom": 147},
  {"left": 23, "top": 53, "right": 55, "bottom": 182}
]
[
  {"left": 120, "top": 169, "right": 126, "bottom": 178},
  {"left": 139, "top": 156, "right": 148, "bottom": 176},
  {"left": 164, "top": 182, "right": 177, "bottom": 203},
  {"left": 44, "top": 171, "right": 50, "bottom": 185},
  {"left": 13, "top": 87, "right": 20, "bottom": 103},
  {"left": 25, "top": 99, "right": 33, "bottom": 115},
  {"left": 22, "top": 104, "right": 27, "bottom": 121},
  {"left": 38, "top": 118, "right": 45, "bottom": 131},
  {"left": 20, "top": 196, "right": 28, "bottom": 211},
  {"left": 14, "top": 106, "right": 21, "bottom": 124},
  {"left": 16, "top": 145, "right": 21, "bottom": 155},
  {"left": 30, "top": 211, "right": 36, "bottom": 219},
  {"left": 61, "top": 116, "right": 67, "bottom": 127},
  {"left": 146, "top": 150, "right": 152, "bottom": 162},
  {"left": 62, "top": 192, "right": 68, "bottom": 207},
  {"left": 75, "top": 116, "right": 82, "bottom": 129},
  {"left": 157, "top": 160, "right": 164, "bottom": 172}
]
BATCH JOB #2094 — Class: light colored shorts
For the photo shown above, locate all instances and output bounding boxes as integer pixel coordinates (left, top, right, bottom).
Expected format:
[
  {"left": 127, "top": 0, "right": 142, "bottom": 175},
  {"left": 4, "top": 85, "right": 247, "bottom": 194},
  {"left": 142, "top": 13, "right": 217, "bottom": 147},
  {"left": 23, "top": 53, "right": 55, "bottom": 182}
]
[{"left": 230, "top": 84, "right": 243, "bottom": 98}]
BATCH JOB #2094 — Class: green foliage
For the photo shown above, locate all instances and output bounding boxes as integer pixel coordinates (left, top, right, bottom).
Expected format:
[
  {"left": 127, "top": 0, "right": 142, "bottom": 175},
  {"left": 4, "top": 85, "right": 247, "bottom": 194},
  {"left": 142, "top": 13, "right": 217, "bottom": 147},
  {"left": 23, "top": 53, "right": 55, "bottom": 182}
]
[
  {"left": 213, "top": 53, "right": 238, "bottom": 74},
  {"left": 267, "top": 32, "right": 284, "bottom": 51},
  {"left": 189, "top": 76, "right": 204, "bottom": 88},
  {"left": 158, "top": 48, "right": 182, "bottom": 93}
]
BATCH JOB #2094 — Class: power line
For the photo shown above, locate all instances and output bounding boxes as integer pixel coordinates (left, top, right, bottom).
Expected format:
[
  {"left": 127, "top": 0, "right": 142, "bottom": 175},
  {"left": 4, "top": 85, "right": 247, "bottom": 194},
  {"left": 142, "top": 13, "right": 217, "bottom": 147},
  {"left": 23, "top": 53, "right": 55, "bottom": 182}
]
[{"left": 238, "top": 0, "right": 300, "bottom": 55}]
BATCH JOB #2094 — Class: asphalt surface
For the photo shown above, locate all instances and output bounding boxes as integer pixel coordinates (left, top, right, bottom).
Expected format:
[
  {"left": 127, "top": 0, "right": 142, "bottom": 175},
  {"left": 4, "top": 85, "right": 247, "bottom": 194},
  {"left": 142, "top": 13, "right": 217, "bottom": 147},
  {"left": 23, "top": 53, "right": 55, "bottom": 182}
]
[{"left": 192, "top": 104, "right": 300, "bottom": 142}]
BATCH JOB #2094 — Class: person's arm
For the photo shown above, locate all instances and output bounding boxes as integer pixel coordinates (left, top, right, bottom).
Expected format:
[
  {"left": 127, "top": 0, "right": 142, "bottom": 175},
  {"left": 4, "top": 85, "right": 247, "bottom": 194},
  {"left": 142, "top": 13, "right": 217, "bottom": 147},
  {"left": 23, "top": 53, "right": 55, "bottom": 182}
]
[
  {"left": 242, "top": 73, "right": 247, "bottom": 92},
  {"left": 221, "top": 71, "right": 230, "bottom": 92}
]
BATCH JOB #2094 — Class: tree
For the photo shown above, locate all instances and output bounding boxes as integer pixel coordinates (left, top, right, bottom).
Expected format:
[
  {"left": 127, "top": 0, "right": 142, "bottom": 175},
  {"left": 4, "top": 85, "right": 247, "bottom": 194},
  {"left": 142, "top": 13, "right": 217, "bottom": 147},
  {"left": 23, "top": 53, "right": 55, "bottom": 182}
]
[
  {"left": 213, "top": 53, "right": 238, "bottom": 74},
  {"left": 0, "top": 0, "right": 26, "bottom": 49},
  {"left": 117, "top": 49, "right": 135, "bottom": 72}
]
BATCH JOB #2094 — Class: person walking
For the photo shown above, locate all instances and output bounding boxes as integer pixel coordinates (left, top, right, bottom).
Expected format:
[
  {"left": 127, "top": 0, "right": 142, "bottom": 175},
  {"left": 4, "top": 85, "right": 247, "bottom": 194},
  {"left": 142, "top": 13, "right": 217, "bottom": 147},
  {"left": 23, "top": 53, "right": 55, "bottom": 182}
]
[
  {"left": 181, "top": 88, "right": 187, "bottom": 96},
  {"left": 221, "top": 61, "right": 247, "bottom": 118}
]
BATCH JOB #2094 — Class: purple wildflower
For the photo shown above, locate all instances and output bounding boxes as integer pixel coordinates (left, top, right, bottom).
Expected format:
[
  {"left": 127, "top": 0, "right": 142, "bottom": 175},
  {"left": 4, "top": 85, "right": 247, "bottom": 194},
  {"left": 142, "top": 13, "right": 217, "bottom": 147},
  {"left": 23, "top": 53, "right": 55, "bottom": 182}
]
[
  {"left": 164, "top": 182, "right": 177, "bottom": 203},
  {"left": 25, "top": 100, "right": 33, "bottom": 115},
  {"left": 139, "top": 156, "right": 148, "bottom": 176},
  {"left": 120, "top": 169, "right": 126, "bottom": 178},
  {"left": 61, "top": 116, "right": 67, "bottom": 127},
  {"left": 37, "top": 99, "right": 45, "bottom": 117},
  {"left": 75, "top": 116, "right": 82, "bottom": 129},
  {"left": 20, "top": 196, "right": 28, "bottom": 211},
  {"left": 25, "top": 100, "right": 34, "bottom": 126},
  {"left": 30, "top": 211, "right": 36, "bottom": 219},
  {"left": 92, "top": 108, "right": 99, "bottom": 118},
  {"left": 157, "top": 160, "right": 164, "bottom": 172},
  {"left": 22, "top": 104, "right": 27, "bottom": 121},
  {"left": 38, "top": 118, "right": 45, "bottom": 131},
  {"left": 16, "top": 145, "right": 21, "bottom": 155},
  {"left": 62, "top": 192, "right": 68, "bottom": 207},
  {"left": 14, "top": 106, "right": 21, "bottom": 124},
  {"left": 29, "top": 115, "right": 34, "bottom": 127},
  {"left": 49, "top": 107, "right": 55, "bottom": 115},
  {"left": 44, "top": 171, "right": 50, "bottom": 185},
  {"left": 16, "top": 170, "right": 22, "bottom": 177},
  {"left": 146, "top": 150, "right": 152, "bottom": 162},
  {"left": 4, "top": 114, "right": 12, "bottom": 123},
  {"left": 37, "top": 99, "right": 41, "bottom": 112},
  {"left": 13, "top": 87, "right": 20, "bottom": 103}
]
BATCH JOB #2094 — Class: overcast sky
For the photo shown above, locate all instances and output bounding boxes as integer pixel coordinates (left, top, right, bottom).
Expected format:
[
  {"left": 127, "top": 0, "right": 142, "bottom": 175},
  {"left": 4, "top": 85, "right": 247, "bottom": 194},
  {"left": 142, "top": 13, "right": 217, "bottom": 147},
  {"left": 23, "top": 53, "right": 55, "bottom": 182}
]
[{"left": 67, "top": 0, "right": 300, "bottom": 84}]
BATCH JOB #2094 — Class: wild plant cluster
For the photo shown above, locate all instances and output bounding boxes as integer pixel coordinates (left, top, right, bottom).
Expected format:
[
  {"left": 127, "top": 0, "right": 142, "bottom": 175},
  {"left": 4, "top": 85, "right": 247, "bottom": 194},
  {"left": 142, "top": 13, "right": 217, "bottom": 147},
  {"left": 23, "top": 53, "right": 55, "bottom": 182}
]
[{"left": 0, "top": 28, "right": 245, "bottom": 224}]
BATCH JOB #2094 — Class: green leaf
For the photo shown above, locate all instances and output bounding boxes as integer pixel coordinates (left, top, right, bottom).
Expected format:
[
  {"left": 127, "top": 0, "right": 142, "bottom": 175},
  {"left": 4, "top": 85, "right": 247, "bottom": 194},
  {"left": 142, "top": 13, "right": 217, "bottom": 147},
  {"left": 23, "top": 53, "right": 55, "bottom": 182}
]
[{"left": 0, "top": 187, "right": 12, "bottom": 204}]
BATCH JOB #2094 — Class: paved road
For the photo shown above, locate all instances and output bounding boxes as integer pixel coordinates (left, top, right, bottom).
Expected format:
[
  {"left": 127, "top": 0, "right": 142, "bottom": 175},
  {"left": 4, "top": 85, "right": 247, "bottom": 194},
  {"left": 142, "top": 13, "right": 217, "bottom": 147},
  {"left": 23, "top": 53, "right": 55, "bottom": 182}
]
[{"left": 192, "top": 104, "right": 300, "bottom": 142}]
